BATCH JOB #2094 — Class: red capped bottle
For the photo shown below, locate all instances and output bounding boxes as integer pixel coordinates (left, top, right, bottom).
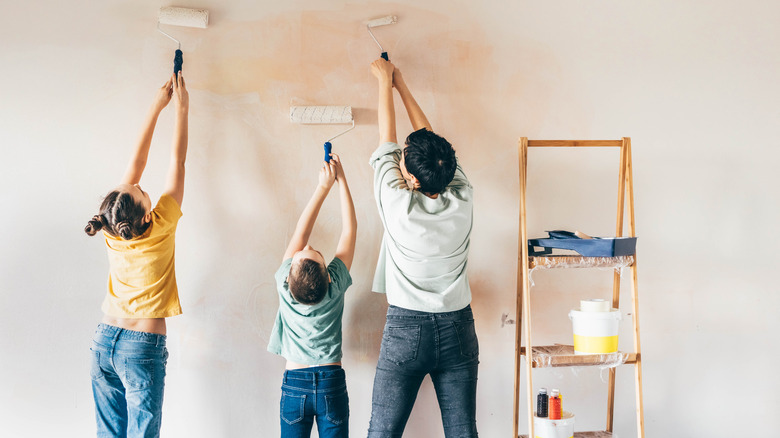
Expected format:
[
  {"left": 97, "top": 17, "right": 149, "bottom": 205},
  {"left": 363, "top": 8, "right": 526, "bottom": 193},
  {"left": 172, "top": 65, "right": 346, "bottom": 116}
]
[{"left": 549, "top": 388, "right": 562, "bottom": 420}]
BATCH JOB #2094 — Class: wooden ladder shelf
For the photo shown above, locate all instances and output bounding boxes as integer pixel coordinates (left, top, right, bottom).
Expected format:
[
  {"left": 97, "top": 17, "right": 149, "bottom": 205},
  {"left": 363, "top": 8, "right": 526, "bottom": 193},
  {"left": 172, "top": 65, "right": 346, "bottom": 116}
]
[{"left": 513, "top": 138, "right": 645, "bottom": 438}]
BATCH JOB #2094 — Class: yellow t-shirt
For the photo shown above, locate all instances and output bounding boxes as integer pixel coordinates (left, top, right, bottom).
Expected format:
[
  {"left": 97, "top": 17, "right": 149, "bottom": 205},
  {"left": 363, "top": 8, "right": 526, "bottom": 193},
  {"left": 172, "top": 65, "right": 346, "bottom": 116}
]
[{"left": 101, "top": 194, "right": 183, "bottom": 318}]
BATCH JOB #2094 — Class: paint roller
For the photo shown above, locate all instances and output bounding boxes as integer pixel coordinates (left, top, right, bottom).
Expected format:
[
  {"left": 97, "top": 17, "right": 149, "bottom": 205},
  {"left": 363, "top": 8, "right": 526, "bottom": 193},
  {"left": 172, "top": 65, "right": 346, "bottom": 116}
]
[
  {"left": 290, "top": 106, "right": 355, "bottom": 162},
  {"left": 157, "top": 6, "right": 209, "bottom": 77},
  {"left": 366, "top": 16, "right": 397, "bottom": 60}
]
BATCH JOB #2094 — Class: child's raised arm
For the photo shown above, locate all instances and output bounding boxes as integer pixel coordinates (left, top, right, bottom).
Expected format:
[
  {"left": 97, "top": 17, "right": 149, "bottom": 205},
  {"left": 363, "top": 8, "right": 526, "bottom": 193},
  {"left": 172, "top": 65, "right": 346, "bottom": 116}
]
[
  {"left": 330, "top": 154, "right": 357, "bottom": 270},
  {"left": 121, "top": 77, "right": 173, "bottom": 185},
  {"left": 282, "top": 161, "right": 337, "bottom": 261},
  {"left": 392, "top": 67, "right": 432, "bottom": 132},
  {"left": 163, "top": 72, "right": 189, "bottom": 207},
  {"left": 371, "top": 58, "right": 398, "bottom": 145}
]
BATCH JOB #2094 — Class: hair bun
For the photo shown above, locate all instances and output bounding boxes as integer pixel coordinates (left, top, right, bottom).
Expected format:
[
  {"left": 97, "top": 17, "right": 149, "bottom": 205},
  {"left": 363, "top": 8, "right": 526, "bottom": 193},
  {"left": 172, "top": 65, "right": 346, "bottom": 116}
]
[
  {"left": 116, "top": 221, "right": 134, "bottom": 240},
  {"left": 84, "top": 215, "right": 105, "bottom": 236}
]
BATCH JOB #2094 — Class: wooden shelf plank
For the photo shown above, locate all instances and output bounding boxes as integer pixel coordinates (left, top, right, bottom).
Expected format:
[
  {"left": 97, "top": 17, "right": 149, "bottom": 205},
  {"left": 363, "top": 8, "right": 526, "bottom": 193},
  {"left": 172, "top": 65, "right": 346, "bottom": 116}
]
[
  {"left": 529, "top": 255, "right": 635, "bottom": 270},
  {"left": 521, "top": 431, "right": 613, "bottom": 438},
  {"left": 527, "top": 140, "right": 624, "bottom": 147},
  {"left": 520, "top": 345, "right": 636, "bottom": 368}
]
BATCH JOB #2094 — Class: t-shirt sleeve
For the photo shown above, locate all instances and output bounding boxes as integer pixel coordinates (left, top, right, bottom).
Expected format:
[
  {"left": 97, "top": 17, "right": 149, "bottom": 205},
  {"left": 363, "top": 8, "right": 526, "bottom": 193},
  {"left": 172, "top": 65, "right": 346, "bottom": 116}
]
[
  {"left": 275, "top": 258, "right": 293, "bottom": 290},
  {"left": 328, "top": 257, "right": 353, "bottom": 296},
  {"left": 370, "top": 142, "right": 412, "bottom": 231},
  {"left": 151, "top": 194, "right": 183, "bottom": 231},
  {"left": 370, "top": 142, "right": 409, "bottom": 191},
  {"left": 369, "top": 141, "right": 401, "bottom": 169}
]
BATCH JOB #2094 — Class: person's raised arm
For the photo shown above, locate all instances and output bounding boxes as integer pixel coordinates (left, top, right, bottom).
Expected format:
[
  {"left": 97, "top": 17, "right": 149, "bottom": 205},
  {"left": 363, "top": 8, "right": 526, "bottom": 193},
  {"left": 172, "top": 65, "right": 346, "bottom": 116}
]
[
  {"left": 392, "top": 67, "right": 432, "bottom": 132},
  {"left": 121, "top": 77, "right": 173, "bottom": 185},
  {"left": 282, "top": 161, "right": 337, "bottom": 261},
  {"left": 330, "top": 154, "right": 357, "bottom": 270},
  {"left": 163, "top": 72, "right": 189, "bottom": 206},
  {"left": 371, "top": 58, "right": 397, "bottom": 144}
]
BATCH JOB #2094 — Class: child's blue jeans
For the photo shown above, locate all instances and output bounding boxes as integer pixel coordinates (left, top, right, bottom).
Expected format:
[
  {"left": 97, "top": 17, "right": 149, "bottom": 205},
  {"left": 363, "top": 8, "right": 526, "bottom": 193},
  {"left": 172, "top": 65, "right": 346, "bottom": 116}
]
[
  {"left": 280, "top": 365, "right": 349, "bottom": 438},
  {"left": 368, "top": 305, "right": 480, "bottom": 438},
  {"left": 90, "top": 324, "right": 168, "bottom": 438}
]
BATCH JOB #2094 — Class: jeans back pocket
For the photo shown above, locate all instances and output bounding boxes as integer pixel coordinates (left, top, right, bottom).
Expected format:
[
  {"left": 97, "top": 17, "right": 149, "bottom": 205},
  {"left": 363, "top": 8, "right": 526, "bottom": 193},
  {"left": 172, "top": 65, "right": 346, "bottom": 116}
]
[
  {"left": 325, "top": 390, "right": 349, "bottom": 425},
  {"left": 380, "top": 325, "right": 421, "bottom": 366},
  {"left": 281, "top": 392, "right": 306, "bottom": 425},
  {"left": 124, "top": 357, "right": 156, "bottom": 390},
  {"left": 454, "top": 320, "right": 479, "bottom": 359},
  {"left": 89, "top": 348, "right": 104, "bottom": 380}
]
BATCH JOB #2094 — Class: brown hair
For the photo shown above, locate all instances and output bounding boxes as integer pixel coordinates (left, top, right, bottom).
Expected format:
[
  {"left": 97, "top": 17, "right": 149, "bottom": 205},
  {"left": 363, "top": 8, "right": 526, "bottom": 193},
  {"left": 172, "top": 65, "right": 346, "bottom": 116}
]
[
  {"left": 85, "top": 190, "right": 150, "bottom": 240},
  {"left": 288, "top": 258, "right": 329, "bottom": 305}
]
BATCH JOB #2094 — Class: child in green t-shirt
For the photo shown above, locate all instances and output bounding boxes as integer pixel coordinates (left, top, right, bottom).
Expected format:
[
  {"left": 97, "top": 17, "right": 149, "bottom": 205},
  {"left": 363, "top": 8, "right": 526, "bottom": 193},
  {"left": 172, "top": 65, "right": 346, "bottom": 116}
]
[{"left": 267, "top": 153, "right": 357, "bottom": 437}]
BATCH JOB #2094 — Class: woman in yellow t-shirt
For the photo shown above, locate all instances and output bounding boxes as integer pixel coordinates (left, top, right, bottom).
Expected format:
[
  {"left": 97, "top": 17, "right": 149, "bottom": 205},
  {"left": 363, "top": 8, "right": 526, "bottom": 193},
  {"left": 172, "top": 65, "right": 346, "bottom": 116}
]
[{"left": 84, "top": 72, "right": 189, "bottom": 438}]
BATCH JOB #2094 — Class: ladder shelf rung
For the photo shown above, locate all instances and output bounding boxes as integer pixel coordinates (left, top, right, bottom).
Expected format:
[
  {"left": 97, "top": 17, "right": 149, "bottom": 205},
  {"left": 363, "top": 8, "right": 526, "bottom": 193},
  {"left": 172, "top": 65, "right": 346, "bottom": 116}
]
[
  {"left": 520, "top": 345, "right": 636, "bottom": 368},
  {"left": 521, "top": 431, "right": 614, "bottom": 438}
]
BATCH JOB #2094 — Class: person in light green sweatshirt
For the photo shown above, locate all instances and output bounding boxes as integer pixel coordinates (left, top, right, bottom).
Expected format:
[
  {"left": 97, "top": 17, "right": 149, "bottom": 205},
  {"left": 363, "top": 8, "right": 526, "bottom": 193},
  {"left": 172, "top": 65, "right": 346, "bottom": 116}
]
[{"left": 366, "top": 58, "right": 478, "bottom": 438}]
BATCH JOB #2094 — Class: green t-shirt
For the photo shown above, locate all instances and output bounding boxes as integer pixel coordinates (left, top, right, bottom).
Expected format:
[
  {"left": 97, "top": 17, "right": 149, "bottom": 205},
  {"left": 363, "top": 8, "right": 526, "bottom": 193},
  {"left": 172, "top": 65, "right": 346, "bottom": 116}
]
[{"left": 267, "top": 257, "right": 352, "bottom": 365}]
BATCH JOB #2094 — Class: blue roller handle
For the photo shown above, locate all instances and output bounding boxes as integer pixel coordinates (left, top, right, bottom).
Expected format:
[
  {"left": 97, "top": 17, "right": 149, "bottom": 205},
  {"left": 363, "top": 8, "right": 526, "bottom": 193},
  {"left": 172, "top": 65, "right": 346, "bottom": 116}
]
[
  {"left": 324, "top": 142, "right": 332, "bottom": 162},
  {"left": 381, "top": 52, "right": 389, "bottom": 61},
  {"left": 174, "top": 49, "right": 183, "bottom": 76}
]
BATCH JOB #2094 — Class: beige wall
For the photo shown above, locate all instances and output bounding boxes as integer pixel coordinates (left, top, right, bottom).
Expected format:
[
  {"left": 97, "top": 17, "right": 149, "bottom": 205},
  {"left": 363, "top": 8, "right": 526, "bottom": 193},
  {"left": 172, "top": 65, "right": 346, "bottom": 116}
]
[{"left": 1, "top": 0, "right": 778, "bottom": 436}]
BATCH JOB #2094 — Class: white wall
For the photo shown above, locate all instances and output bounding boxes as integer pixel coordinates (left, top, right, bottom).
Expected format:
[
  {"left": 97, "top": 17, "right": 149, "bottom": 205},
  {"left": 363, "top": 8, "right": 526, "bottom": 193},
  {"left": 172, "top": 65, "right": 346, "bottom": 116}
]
[{"left": 1, "top": 0, "right": 778, "bottom": 436}]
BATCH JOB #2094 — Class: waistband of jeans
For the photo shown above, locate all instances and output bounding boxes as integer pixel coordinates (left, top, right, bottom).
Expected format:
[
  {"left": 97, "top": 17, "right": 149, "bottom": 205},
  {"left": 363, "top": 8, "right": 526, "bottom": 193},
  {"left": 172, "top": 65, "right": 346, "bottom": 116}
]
[
  {"left": 283, "top": 365, "right": 343, "bottom": 381},
  {"left": 387, "top": 304, "right": 473, "bottom": 320},
  {"left": 95, "top": 323, "right": 167, "bottom": 346}
]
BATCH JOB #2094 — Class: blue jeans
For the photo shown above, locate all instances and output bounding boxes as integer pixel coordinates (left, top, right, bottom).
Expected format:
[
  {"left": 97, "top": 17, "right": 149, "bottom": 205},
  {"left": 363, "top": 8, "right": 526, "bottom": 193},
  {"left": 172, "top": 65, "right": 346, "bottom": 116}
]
[
  {"left": 368, "top": 305, "right": 479, "bottom": 438},
  {"left": 90, "top": 324, "right": 168, "bottom": 438},
  {"left": 280, "top": 365, "right": 349, "bottom": 438}
]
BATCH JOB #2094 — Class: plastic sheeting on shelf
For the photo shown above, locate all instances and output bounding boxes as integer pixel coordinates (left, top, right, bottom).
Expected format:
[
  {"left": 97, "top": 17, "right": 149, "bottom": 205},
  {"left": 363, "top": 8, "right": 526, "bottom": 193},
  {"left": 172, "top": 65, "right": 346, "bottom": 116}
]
[
  {"left": 529, "top": 344, "right": 630, "bottom": 369},
  {"left": 528, "top": 255, "right": 635, "bottom": 286}
]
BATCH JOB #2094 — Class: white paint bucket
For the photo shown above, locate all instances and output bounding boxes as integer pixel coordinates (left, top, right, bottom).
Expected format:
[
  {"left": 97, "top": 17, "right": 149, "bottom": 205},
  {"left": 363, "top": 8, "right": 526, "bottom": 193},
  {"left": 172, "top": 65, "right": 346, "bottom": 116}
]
[
  {"left": 533, "top": 411, "right": 575, "bottom": 438},
  {"left": 568, "top": 309, "right": 621, "bottom": 354}
]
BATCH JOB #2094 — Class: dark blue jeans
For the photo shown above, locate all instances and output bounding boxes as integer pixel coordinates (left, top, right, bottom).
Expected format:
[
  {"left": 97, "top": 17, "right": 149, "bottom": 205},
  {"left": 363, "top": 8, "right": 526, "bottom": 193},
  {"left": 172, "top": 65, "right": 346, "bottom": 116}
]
[
  {"left": 280, "top": 365, "right": 349, "bottom": 438},
  {"left": 368, "top": 305, "right": 479, "bottom": 438},
  {"left": 90, "top": 324, "right": 168, "bottom": 438}
]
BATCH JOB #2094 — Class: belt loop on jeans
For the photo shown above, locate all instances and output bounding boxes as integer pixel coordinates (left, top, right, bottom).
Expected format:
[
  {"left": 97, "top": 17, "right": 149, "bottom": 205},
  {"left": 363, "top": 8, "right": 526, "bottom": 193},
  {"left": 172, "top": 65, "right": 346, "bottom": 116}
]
[{"left": 111, "top": 327, "right": 122, "bottom": 344}]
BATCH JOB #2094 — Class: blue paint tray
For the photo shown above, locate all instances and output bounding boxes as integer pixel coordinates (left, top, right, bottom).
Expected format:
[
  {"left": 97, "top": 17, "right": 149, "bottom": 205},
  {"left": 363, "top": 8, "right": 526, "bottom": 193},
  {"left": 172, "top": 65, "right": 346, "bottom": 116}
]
[{"left": 528, "top": 230, "right": 637, "bottom": 257}]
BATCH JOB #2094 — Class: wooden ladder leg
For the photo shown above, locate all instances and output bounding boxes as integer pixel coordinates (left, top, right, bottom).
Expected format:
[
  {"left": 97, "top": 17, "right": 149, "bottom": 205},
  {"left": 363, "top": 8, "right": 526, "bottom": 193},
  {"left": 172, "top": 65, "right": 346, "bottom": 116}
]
[
  {"left": 631, "top": 264, "right": 645, "bottom": 438},
  {"left": 515, "top": 137, "right": 534, "bottom": 438},
  {"left": 523, "top": 272, "right": 534, "bottom": 438},
  {"left": 513, "top": 242, "right": 522, "bottom": 436},
  {"left": 513, "top": 138, "right": 525, "bottom": 438},
  {"left": 625, "top": 139, "right": 645, "bottom": 438},
  {"left": 606, "top": 139, "right": 628, "bottom": 431},
  {"left": 513, "top": 280, "right": 523, "bottom": 438}
]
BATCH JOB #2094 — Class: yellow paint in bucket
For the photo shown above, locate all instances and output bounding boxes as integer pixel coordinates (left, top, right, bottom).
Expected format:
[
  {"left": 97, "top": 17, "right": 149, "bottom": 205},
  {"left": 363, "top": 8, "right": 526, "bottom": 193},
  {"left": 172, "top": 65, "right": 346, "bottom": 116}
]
[{"left": 569, "top": 308, "right": 621, "bottom": 354}]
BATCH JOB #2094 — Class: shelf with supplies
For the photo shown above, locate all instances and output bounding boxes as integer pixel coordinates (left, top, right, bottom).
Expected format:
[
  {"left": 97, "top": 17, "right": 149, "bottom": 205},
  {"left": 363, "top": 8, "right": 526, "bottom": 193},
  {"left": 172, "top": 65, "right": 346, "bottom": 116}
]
[{"left": 512, "top": 138, "right": 645, "bottom": 438}]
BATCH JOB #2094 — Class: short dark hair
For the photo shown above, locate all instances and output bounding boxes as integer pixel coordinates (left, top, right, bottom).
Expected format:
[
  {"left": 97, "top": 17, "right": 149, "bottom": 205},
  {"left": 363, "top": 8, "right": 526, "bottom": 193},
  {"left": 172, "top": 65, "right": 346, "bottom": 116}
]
[
  {"left": 403, "top": 128, "right": 457, "bottom": 194},
  {"left": 84, "top": 190, "right": 150, "bottom": 240},
  {"left": 288, "top": 258, "right": 329, "bottom": 305}
]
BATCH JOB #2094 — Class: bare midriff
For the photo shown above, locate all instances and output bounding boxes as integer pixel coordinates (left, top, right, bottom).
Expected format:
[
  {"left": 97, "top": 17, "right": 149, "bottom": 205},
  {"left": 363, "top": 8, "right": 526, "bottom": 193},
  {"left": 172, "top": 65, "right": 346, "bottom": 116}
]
[
  {"left": 285, "top": 361, "right": 341, "bottom": 370},
  {"left": 102, "top": 315, "right": 167, "bottom": 335}
]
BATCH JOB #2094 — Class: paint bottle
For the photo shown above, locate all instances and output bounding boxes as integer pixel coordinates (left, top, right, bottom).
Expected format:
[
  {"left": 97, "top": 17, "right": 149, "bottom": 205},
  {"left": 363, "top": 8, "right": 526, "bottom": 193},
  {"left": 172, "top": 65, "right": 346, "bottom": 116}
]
[
  {"left": 549, "top": 389, "right": 562, "bottom": 420},
  {"left": 536, "top": 388, "right": 548, "bottom": 417}
]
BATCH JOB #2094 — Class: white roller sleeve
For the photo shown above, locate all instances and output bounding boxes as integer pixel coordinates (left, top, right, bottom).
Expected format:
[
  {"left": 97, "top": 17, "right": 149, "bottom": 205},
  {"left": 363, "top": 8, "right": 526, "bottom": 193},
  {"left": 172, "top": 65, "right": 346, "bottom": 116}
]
[
  {"left": 367, "top": 16, "right": 398, "bottom": 28},
  {"left": 159, "top": 7, "right": 209, "bottom": 29},
  {"left": 290, "top": 106, "right": 353, "bottom": 124}
]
